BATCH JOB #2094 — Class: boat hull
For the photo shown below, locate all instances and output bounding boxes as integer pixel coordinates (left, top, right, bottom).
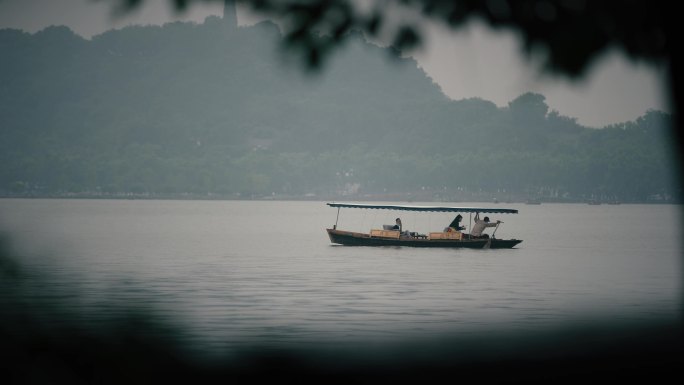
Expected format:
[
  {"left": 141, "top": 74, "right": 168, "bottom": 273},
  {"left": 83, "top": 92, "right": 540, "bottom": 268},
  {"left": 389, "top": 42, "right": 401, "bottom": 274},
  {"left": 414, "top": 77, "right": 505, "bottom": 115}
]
[{"left": 327, "top": 229, "right": 522, "bottom": 249}]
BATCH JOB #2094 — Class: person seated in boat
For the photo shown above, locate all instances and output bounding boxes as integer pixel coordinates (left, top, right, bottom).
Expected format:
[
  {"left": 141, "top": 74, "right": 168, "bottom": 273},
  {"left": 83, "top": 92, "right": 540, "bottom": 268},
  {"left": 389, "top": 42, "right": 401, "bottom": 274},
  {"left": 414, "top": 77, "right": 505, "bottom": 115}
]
[
  {"left": 445, "top": 214, "right": 465, "bottom": 232},
  {"left": 471, "top": 213, "right": 500, "bottom": 239},
  {"left": 390, "top": 218, "right": 413, "bottom": 238}
]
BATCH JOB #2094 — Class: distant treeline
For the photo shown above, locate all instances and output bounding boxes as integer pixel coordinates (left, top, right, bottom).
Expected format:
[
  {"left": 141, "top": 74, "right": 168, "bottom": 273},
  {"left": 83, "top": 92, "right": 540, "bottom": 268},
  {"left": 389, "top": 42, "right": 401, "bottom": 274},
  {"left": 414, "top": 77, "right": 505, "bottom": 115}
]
[{"left": 0, "top": 16, "right": 678, "bottom": 202}]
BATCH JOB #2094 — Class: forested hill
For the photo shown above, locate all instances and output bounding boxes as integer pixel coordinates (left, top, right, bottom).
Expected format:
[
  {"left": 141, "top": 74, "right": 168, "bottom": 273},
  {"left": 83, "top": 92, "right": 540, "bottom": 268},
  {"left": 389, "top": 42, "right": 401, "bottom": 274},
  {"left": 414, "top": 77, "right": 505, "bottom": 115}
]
[{"left": 0, "top": 16, "right": 678, "bottom": 202}]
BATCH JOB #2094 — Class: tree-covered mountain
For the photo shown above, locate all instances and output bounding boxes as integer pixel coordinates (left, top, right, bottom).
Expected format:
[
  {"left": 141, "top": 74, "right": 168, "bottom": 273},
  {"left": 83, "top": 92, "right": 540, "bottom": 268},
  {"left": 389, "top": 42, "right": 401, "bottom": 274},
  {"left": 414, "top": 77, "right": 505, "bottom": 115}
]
[{"left": 0, "top": 15, "right": 678, "bottom": 202}]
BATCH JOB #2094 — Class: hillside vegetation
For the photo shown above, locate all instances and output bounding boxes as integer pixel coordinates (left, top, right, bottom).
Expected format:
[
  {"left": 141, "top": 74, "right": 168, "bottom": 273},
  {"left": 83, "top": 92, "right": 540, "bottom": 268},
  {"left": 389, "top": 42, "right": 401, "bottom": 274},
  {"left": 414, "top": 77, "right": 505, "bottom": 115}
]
[{"left": 0, "top": 16, "right": 678, "bottom": 202}]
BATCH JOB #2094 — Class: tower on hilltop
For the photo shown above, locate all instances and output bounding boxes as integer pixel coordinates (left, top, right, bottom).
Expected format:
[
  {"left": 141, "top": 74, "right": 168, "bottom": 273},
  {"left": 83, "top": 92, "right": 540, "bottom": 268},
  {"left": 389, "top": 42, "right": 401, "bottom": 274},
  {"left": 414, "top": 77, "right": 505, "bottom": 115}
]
[{"left": 223, "top": 0, "right": 237, "bottom": 30}]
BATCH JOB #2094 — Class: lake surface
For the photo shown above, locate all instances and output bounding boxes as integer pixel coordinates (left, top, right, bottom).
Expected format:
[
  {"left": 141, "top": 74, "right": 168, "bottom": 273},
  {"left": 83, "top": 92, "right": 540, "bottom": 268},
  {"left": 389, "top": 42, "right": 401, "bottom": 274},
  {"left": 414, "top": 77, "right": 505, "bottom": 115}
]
[{"left": 1, "top": 199, "right": 681, "bottom": 358}]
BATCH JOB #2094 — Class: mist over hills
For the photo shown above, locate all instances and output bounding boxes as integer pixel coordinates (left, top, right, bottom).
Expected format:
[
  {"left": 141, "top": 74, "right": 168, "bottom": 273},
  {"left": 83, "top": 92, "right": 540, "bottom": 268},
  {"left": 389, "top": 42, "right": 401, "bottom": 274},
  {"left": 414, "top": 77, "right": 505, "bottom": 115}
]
[{"left": 0, "top": 15, "right": 678, "bottom": 202}]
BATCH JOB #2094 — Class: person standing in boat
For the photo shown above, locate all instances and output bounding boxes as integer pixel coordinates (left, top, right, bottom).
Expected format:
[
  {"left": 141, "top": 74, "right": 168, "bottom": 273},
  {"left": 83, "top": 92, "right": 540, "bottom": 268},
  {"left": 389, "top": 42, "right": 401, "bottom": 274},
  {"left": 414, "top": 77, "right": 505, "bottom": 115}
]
[{"left": 471, "top": 213, "right": 500, "bottom": 238}]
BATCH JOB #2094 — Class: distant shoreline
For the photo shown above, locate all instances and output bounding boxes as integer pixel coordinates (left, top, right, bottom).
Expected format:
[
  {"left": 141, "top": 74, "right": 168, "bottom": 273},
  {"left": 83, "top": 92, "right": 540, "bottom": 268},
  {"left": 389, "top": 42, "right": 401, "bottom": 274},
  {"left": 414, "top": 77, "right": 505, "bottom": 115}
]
[{"left": 0, "top": 192, "right": 679, "bottom": 205}]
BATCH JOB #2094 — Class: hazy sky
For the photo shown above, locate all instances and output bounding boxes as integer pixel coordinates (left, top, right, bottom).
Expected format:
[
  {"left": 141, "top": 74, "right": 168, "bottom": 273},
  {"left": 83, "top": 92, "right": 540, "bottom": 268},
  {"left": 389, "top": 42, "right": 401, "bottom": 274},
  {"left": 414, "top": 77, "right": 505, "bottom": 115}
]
[{"left": 0, "top": 0, "right": 669, "bottom": 127}]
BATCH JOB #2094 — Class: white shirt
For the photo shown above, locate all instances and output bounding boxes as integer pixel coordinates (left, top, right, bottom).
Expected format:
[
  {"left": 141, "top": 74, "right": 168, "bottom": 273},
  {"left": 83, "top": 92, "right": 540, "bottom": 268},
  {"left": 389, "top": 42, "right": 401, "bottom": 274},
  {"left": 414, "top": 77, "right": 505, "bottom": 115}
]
[{"left": 471, "top": 216, "right": 498, "bottom": 236}]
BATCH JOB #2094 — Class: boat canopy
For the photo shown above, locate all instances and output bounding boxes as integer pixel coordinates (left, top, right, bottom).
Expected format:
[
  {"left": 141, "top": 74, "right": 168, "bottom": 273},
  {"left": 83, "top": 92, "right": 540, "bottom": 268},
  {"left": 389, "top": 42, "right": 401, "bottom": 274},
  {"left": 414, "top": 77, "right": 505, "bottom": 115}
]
[{"left": 327, "top": 202, "right": 518, "bottom": 214}]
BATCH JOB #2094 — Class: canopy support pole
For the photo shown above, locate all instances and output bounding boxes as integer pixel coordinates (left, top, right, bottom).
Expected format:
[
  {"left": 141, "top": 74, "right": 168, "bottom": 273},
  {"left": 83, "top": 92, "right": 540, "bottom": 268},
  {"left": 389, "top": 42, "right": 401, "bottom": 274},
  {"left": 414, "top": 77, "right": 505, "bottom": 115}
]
[{"left": 334, "top": 207, "right": 340, "bottom": 229}]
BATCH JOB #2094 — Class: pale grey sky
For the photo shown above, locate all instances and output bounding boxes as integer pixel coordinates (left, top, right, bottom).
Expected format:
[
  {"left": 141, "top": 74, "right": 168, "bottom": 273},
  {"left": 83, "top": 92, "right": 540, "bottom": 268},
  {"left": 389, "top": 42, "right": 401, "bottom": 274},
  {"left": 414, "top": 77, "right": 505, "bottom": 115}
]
[{"left": 0, "top": 0, "right": 669, "bottom": 127}]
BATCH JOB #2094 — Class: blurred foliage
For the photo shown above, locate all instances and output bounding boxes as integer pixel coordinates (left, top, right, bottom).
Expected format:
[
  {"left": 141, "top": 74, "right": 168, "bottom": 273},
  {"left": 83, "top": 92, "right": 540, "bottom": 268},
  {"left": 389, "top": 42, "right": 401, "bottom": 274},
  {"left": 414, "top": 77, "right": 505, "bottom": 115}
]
[{"left": 108, "top": 0, "right": 673, "bottom": 75}]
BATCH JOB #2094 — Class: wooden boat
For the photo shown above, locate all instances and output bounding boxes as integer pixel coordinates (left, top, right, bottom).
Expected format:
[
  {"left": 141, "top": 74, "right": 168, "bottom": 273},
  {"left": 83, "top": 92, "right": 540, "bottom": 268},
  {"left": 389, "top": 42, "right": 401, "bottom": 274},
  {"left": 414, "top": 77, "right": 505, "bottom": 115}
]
[{"left": 326, "top": 203, "right": 522, "bottom": 249}]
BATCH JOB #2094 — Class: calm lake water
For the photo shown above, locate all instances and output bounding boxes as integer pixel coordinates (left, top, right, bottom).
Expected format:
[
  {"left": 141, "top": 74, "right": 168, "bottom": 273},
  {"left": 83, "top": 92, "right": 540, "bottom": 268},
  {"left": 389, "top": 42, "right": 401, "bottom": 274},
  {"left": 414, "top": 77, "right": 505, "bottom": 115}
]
[{"left": 1, "top": 199, "right": 681, "bottom": 357}]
